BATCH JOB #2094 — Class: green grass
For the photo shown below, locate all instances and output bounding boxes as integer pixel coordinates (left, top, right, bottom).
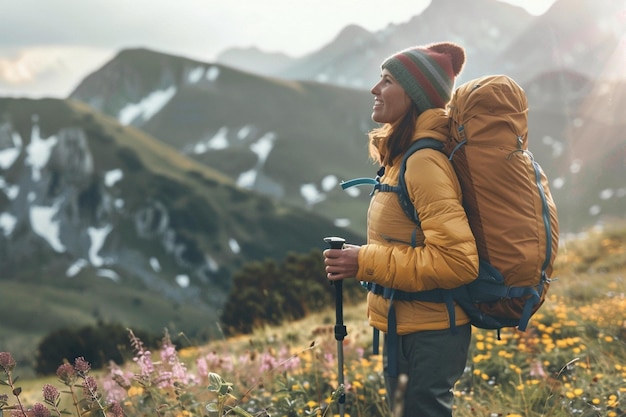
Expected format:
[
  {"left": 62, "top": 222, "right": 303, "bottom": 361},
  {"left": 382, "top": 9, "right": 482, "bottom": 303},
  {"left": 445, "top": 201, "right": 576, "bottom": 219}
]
[{"left": 3, "top": 223, "right": 626, "bottom": 416}]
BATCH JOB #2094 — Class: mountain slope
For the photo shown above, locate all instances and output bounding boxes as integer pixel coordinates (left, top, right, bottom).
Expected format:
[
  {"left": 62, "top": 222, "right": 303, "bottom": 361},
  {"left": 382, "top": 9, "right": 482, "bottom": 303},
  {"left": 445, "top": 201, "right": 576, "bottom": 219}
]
[
  {"left": 498, "top": 0, "right": 626, "bottom": 83},
  {"left": 271, "top": 0, "right": 534, "bottom": 88},
  {"left": 69, "top": 48, "right": 377, "bottom": 235},
  {"left": 0, "top": 97, "right": 364, "bottom": 346}
]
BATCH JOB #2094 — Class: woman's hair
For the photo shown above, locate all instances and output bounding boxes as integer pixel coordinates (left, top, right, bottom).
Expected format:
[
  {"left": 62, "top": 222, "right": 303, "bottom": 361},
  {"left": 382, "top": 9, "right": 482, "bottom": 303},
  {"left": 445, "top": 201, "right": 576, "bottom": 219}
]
[{"left": 368, "top": 103, "right": 420, "bottom": 166}]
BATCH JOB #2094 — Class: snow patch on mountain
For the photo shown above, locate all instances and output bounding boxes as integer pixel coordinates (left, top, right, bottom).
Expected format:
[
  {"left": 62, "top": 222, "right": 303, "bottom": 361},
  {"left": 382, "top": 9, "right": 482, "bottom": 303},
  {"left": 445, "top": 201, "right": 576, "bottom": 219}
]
[
  {"left": 66, "top": 259, "right": 89, "bottom": 277},
  {"left": 105, "top": 169, "right": 124, "bottom": 187},
  {"left": 26, "top": 121, "right": 57, "bottom": 181},
  {"left": 0, "top": 177, "right": 18, "bottom": 200},
  {"left": 0, "top": 129, "right": 22, "bottom": 169},
  {"left": 0, "top": 212, "right": 17, "bottom": 236},
  {"left": 187, "top": 66, "right": 205, "bottom": 84},
  {"left": 229, "top": 238, "right": 240, "bottom": 254},
  {"left": 88, "top": 225, "right": 113, "bottom": 267},
  {"left": 30, "top": 202, "right": 65, "bottom": 252},
  {"left": 176, "top": 274, "right": 190, "bottom": 288},
  {"left": 207, "top": 66, "right": 220, "bottom": 81},
  {"left": 118, "top": 86, "right": 177, "bottom": 125}
]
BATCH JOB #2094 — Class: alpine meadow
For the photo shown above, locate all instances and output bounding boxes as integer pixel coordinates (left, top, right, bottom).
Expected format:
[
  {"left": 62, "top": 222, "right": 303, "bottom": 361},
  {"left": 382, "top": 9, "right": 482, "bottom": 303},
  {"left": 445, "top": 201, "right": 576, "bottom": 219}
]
[{"left": 1, "top": 0, "right": 625, "bottom": 416}]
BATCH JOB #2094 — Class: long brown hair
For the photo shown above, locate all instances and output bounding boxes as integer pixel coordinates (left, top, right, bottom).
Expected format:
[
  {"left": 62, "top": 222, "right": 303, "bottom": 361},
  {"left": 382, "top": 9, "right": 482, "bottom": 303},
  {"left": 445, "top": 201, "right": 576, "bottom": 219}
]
[{"left": 368, "top": 103, "right": 421, "bottom": 166}]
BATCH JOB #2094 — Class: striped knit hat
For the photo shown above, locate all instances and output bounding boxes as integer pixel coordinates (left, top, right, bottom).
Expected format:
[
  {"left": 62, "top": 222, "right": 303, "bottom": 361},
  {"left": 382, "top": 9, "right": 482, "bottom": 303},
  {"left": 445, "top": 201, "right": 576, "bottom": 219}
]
[{"left": 381, "top": 42, "right": 466, "bottom": 113}]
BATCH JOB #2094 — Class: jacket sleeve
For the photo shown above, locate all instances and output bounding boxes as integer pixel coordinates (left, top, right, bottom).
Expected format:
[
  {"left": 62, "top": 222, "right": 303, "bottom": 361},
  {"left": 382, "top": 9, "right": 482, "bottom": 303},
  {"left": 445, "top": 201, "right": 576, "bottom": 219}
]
[{"left": 357, "top": 149, "right": 479, "bottom": 292}]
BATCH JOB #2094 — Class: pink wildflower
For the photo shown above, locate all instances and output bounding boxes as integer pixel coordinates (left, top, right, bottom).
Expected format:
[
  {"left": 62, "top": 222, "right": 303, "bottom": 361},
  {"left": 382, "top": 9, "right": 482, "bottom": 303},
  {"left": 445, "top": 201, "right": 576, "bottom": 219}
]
[
  {"left": 356, "top": 347, "right": 365, "bottom": 358},
  {"left": 42, "top": 384, "right": 60, "bottom": 405},
  {"left": 56, "top": 363, "right": 76, "bottom": 385},
  {"left": 102, "top": 361, "right": 134, "bottom": 403},
  {"left": 324, "top": 352, "right": 335, "bottom": 367},
  {"left": 10, "top": 407, "right": 25, "bottom": 417},
  {"left": 530, "top": 359, "right": 547, "bottom": 378},
  {"left": 31, "top": 403, "right": 51, "bottom": 417},
  {"left": 282, "top": 354, "right": 301, "bottom": 371},
  {"left": 160, "top": 342, "right": 177, "bottom": 365},
  {"left": 128, "top": 330, "right": 154, "bottom": 376},
  {"left": 259, "top": 352, "right": 278, "bottom": 372},
  {"left": 196, "top": 357, "right": 208, "bottom": 379},
  {"left": 133, "top": 348, "right": 154, "bottom": 376},
  {"left": 108, "top": 401, "right": 124, "bottom": 417},
  {"left": 82, "top": 375, "right": 100, "bottom": 404},
  {"left": 0, "top": 352, "right": 16, "bottom": 373},
  {"left": 74, "top": 357, "right": 91, "bottom": 375}
]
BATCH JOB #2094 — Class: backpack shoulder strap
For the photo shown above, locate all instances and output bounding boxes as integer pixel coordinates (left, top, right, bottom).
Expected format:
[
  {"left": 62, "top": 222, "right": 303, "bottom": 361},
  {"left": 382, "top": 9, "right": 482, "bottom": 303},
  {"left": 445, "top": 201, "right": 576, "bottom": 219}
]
[{"left": 397, "top": 138, "right": 445, "bottom": 225}]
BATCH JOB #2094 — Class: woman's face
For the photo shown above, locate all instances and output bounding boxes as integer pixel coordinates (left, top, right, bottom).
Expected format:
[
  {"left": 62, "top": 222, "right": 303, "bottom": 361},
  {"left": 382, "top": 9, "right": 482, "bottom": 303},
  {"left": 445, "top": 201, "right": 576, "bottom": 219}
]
[{"left": 370, "top": 69, "right": 412, "bottom": 124}]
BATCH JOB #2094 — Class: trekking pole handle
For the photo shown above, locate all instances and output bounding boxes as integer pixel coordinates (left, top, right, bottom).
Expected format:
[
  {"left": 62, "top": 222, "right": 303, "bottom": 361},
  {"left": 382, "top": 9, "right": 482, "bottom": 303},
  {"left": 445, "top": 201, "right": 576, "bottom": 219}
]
[
  {"left": 324, "top": 236, "right": 346, "bottom": 250},
  {"left": 324, "top": 237, "right": 348, "bottom": 342}
]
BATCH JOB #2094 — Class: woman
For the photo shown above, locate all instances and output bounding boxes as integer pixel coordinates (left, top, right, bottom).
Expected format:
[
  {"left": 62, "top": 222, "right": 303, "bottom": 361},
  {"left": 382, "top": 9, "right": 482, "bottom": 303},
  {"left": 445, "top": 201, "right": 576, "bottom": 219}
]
[{"left": 324, "top": 42, "right": 479, "bottom": 416}]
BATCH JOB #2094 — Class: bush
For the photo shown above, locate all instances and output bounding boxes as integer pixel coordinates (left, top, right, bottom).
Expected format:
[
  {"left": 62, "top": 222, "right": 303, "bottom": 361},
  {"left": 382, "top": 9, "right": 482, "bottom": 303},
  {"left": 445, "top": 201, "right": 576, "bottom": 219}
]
[
  {"left": 34, "top": 322, "right": 162, "bottom": 375},
  {"left": 219, "top": 250, "right": 363, "bottom": 335}
]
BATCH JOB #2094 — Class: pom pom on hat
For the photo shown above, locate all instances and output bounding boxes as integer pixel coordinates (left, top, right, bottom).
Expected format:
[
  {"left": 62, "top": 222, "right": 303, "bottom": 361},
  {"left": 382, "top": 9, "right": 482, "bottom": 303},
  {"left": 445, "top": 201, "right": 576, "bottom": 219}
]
[{"left": 381, "top": 42, "right": 466, "bottom": 113}]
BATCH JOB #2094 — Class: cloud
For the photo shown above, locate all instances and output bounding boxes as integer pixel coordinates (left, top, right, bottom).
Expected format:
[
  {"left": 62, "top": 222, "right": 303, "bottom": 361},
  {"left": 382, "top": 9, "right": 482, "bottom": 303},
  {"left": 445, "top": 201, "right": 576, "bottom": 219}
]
[
  {"left": 0, "top": 0, "right": 557, "bottom": 97},
  {"left": 0, "top": 46, "right": 113, "bottom": 97}
]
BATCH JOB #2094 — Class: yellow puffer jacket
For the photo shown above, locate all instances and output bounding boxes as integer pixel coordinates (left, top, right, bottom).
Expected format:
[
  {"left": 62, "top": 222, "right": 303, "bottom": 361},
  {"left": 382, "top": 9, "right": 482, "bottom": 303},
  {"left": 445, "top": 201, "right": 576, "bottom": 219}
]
[{"left": 356, "top": 108, "right": 479, "bottom": 334}]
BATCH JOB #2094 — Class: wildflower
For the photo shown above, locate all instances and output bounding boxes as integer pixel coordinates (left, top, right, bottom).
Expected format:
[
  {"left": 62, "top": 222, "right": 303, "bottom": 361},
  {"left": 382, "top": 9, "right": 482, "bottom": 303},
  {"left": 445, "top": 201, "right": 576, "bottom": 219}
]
[
  {"left": 74, "top": 357, "right": 91, "bottom": 375},
  {"left": 529, "top": 360, "right": 546, "bottom": 378},
  {"left": 0, "top": 352, "right": 16, "bottom": 373},
  {"left": 10, "top": 406, "right": 26, "bottom": 417},
  {"left": 259, "top": 351, "right": 279, "bottom": 372},
  {"left": 127, "top": 386, "right": 144, "bottom": 397},
  {"left": 196, "top": 357, "right": 208, "bottom": 379},
  {"left": 133, "top": 348, "right": 154, "bottom": 377},
  {"left": 129, "top": 330, "right": 154, "bottom": 376},
  {"left": 31, "top": 403, "right": 51, "bottom": 417},
  {"left": 56, "top": 363, "right": 76, "bottom": 385},
  {"left": 82, "top": 376, "right": 100, "bottom": 404},
  {"left": 108, "top": 401, "right": 124, "bottom": 417},
  {"left": 42, "top": 384, "right": 60, "bottom": 405}
]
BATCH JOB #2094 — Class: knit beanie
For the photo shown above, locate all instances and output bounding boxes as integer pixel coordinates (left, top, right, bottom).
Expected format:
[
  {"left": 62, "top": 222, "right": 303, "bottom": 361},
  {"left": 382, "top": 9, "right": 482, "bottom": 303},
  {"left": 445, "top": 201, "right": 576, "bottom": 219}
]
[{"left": 381, "top": 42, "right": 466, "bottom": 113}]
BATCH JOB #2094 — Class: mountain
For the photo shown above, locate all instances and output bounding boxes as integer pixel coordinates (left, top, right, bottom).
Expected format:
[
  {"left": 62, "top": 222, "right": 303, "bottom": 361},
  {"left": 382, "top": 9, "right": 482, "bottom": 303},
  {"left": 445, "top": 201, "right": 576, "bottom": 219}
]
[
  {"left": 69, "top": 48, "right": 378, "bottom": 235},
  {"left": 217, "top": 0, "right": 535, "bottom": 88},
  {"left": 0, "top": 97, "right": 364, "bottom": 356},
  {"left": 216, "top": 46, "right": 295, "bottom": 78},
  {"left": 216, "top": 0, "right": 625, "bottom": 89},
  {"left": 498, "top": 0, "right": 626, "bottom": 82},
  {"left": 520, "top": 71, "right": 626, "bottom": 231}
]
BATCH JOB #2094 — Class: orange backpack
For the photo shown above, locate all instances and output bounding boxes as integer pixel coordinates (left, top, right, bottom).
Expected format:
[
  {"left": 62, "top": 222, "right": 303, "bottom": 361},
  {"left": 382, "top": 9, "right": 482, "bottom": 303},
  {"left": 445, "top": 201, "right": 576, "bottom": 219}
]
[{"left": 445, "top": 74, "right": 559, "bottom": 327}]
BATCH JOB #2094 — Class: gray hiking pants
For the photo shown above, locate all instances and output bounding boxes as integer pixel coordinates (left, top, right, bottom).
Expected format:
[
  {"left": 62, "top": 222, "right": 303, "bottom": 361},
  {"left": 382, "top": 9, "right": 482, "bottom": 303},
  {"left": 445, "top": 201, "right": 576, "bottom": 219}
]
[{"left": 384, "top": 324, "right": 471, "bottom": 417}]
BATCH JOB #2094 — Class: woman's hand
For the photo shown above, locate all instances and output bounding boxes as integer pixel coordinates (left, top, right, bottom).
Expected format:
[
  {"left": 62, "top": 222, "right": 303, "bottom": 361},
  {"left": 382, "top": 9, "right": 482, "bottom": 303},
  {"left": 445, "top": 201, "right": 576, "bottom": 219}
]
[{"left": 323, "top": 244, "right": 360, "bottom": 280}]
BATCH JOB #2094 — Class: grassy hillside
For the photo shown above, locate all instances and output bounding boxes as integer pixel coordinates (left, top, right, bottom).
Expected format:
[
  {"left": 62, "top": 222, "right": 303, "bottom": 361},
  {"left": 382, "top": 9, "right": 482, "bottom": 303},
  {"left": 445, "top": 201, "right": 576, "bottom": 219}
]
[
  {"left": 0, "top": 96, "right": 365, "bottom": 378},
  {"left": 3, "top": 222, "right": 626, "bottom": 416}
]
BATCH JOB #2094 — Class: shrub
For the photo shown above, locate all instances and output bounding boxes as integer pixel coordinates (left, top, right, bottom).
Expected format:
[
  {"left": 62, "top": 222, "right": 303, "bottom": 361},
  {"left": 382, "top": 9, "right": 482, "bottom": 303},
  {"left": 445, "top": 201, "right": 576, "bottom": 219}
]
[{"left": 35, "top": 322, "right": 161, "bottom": 375}]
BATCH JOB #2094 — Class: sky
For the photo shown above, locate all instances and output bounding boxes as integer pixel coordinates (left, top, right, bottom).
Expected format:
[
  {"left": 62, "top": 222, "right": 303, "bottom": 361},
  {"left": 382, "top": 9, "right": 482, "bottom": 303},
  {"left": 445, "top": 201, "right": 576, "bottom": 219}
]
[{"left": 0, "top": 0, "right": 558, "bottom": 98}]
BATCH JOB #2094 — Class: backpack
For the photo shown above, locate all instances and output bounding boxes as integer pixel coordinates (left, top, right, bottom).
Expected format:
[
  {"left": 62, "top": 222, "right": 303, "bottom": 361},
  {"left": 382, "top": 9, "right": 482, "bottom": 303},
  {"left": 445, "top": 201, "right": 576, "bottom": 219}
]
[{"left": 341, "top": 75, "right": 559, "bottom": 335}]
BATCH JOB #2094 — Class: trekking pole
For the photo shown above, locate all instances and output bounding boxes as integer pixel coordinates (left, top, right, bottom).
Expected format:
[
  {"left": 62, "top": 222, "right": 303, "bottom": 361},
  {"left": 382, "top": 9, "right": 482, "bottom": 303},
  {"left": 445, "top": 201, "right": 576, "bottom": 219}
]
[{"left": 324, "top": 236, "right": 347, "bottom": 417}]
